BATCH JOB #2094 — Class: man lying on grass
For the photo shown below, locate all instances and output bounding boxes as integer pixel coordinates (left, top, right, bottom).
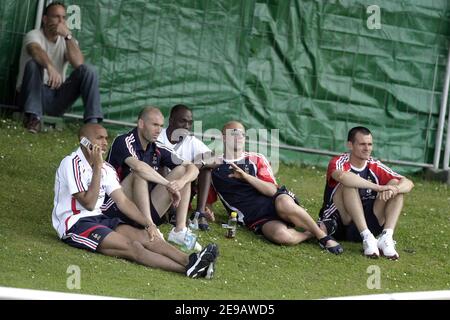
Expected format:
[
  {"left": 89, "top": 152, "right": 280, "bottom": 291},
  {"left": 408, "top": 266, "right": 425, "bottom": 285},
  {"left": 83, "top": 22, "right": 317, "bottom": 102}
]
[
  {"left": 207, "top": 121, "right": 343, "bottom": 254},
  {"left": 51, "top": 123, "right": 218, "bottom": 279}
]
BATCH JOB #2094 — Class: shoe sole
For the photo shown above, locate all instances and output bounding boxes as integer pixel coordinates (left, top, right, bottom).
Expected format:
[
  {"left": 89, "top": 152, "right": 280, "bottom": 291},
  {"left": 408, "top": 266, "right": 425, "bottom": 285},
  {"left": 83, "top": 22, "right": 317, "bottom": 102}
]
[
  {"left": 204, "top": 262, "right": 215, "bottom": 279},
  {"left": 379, "top": 249, "right": 399, "bottom": 260},
  {"left": 364, "top": 253, "right": 380, "bottom": 259},
  {"left": 186, "top": 245, "right": 218, "bottom": 278}
]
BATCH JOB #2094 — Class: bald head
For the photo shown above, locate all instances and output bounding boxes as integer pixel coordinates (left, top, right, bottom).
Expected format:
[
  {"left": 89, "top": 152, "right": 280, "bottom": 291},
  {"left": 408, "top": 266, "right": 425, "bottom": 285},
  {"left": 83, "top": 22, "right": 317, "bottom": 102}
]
[
  {"left": 138, "top": 107, "right": 163, "bottom": 121},
  {"left": 78, "top": 123, "right": 106, "bottom": 140},
  {"left": 222, "top": 121, "right": 245, "bottom": 134},
  {"left": 78, "top": 123, "right": 109, "bottom": 153}
]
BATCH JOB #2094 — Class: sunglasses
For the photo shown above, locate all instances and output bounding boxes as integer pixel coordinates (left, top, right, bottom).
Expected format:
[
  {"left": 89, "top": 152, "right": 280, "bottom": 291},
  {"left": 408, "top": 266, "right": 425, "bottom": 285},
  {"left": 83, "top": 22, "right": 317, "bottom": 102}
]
[{"left": 225, "top": 128, "right": 246, "bottom": 137}]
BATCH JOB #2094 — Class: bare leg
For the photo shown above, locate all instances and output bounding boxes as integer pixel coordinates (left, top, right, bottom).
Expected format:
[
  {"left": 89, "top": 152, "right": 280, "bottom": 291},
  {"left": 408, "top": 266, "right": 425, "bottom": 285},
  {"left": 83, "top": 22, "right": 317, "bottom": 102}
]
[
  {"left": 98, "top": 228, "right": 185, "bottom": 273},
  {"left": 274, "top": 195, "right": 339, "bottom": 248},
  {"left": 333, "top": 185, "right": 368, "bottom": 232},
  {"left": 373, "top": 179, "right": 404, "bottom": 230},
  {"left": 151, "top": 166, "right": 191, "bottom": 231},
  {"left": 121, "top": 173, "right": 152, "bottom": 220},
  {"left": 261, "top": 220, "right": 313, "bottom": 245},
  {"left": 116, "top": 224, "right": 189, "bottom": 266},
  {"left": 196, "top": 168, "right": 211, "bottom": 213}
]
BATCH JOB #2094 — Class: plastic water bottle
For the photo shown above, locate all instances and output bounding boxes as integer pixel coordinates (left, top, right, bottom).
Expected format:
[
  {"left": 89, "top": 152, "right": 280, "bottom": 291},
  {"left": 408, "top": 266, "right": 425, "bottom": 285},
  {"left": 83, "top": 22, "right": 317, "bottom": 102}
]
[
  {"left": 189, "top": 212, "right": 200, "bottom": 230},
  {"left": 181, "top": 229, "right": 198, "bottom": 251},
  {"left": 226, "top": 211, "right": 238, "bottom": 238}
]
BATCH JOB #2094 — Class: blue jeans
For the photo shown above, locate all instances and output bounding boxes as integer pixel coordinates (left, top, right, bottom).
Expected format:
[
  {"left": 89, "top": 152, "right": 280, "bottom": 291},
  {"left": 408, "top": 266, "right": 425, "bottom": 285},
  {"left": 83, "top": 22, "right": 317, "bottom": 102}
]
[{"left": 18, "top": 59, "right": 103, "bottom": 122}]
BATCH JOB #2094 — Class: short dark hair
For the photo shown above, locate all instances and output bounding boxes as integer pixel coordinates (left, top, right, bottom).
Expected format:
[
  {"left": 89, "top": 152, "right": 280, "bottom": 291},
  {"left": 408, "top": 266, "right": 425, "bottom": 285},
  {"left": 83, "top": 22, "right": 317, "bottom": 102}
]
[
  {"left": 347, "top": 126, "right": 372, "bottom": 143},
  {"left": 43, "top": 1, "right": 66, "bottom": 16},
  {"left": 169, "top": 104, "right": 191, "bottom": 119}
]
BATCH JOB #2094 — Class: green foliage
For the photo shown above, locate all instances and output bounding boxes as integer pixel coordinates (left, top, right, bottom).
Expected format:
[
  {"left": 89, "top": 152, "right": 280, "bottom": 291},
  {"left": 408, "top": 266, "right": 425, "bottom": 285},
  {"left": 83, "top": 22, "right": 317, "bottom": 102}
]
[{"left": 0, "top": 118, "right": 449, "bottom": 299}]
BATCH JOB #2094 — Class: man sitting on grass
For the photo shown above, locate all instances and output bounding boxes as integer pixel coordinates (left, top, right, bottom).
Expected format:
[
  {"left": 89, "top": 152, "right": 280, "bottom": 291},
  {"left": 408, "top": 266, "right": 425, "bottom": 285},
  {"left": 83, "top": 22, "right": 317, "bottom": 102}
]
[
  {"left": 318, "top": 126, "right": 414, "bottom": 260},
  {"left": 207, "top": 121, "right": 343, "bottom": 254},
  {"left": 51, "top": 123, "right": 218, "bottom": 279}
]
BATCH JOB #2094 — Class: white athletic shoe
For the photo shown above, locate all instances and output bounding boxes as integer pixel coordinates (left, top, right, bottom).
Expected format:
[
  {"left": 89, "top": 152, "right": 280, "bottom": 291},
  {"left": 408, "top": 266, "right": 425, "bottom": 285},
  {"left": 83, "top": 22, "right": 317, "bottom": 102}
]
[
  {"left": 168, "top": 227, "right": 202, "bottom": 252},
  {"left": 377, "top": 232, "right": 399, "bottom": 260},
  {"left": 363, "top": 235, "right": 380, "bottom": 258}
]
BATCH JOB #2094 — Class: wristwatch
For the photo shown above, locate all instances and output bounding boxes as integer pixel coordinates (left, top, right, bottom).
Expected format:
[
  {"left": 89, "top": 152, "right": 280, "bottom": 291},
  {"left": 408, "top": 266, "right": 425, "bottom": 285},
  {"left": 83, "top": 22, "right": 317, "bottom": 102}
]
[{"left": 64, "top": 33, "right": 73, "bottom": 41}]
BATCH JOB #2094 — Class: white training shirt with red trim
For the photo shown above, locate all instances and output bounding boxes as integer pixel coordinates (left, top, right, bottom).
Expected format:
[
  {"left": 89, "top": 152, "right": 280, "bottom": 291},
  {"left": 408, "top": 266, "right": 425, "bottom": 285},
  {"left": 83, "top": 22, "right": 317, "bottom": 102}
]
[{"left": 52, "top": 147, "right": 121, "bottom": 239}]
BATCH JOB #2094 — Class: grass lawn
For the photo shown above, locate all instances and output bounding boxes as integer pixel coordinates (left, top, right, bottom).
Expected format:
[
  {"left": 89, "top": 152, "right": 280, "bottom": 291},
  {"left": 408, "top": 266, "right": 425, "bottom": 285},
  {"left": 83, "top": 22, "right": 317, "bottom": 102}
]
[{"left": 0, "top": 117, "right": 449, "bottom": 299}]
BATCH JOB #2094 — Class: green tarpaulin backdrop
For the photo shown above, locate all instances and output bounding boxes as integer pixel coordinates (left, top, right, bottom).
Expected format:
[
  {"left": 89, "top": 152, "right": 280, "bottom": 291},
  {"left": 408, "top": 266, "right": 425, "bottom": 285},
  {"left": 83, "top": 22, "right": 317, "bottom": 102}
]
[{"left": 1, "top": 0, "right": 449, "bottom": 173}]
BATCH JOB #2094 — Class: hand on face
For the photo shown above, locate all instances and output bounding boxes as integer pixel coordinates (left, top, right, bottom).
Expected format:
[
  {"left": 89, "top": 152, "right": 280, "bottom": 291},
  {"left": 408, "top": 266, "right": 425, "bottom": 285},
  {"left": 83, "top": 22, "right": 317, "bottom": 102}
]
[{"left": 86, "top": 143, "right": 104, "bottom": 168}]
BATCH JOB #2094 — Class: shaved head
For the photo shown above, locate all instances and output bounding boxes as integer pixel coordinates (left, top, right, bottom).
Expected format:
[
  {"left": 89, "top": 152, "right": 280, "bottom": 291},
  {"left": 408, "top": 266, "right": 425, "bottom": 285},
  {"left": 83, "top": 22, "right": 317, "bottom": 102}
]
[
  {"left": 78, "top": 123, "right": 106, "bottom": 140},
  {"left": 222, "top": 121, "right": 245, "bottom": 134},
  {"left": 138, "top": 107, "right": 163, "bottom": 121},
  {"left": 78, "top": 123, "right": 109, "bottom": 153}
]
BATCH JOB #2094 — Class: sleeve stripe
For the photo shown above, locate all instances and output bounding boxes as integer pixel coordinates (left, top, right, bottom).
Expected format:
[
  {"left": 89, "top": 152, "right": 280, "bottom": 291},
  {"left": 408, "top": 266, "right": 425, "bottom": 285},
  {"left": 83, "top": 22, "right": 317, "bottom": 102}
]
[
  {"left": 372, "top": 159, "right": 402, "bottom": 177},
  {"left": 72, "top": 156, "right": 85, "bottom": 192},
  {"left": 125, "top": 135, "right": 138, "bottom": 158},
  {"left": 335, "top": 154, "right": 348, "bottom": 171}
]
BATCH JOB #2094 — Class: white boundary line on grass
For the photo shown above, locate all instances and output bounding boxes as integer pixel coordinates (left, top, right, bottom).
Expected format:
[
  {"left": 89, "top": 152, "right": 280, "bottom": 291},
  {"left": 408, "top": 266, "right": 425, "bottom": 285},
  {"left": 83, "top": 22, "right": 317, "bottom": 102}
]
[
  {"left": 0, "top": 286, "right": 128, "bottom": 300},
  {"left": 326, "top": 290, "right": 450, "bottom": 300}
]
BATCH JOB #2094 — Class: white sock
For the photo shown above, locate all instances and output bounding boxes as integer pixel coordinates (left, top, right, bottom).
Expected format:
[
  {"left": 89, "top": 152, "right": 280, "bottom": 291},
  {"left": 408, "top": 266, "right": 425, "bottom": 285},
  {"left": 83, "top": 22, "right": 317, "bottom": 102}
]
[
  {"left": 383, "top": 228, "right": 394, "bottom": 237},
  {"left": 360, "top": 229, "right": 373, "bottom": 240}
]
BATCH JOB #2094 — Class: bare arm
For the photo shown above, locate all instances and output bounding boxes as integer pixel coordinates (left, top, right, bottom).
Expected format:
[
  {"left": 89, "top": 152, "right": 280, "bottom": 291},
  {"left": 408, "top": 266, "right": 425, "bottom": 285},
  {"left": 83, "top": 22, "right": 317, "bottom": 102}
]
[
  {"left": 26, "top": 43, "right": 62, "bottom": 89},
  {"left": 64, "top": 37, "right": 84, "bottom": 68},
  {"left": 110, "top": 188, "right": 161, "bottom": 241},
  {"left": 331, "top": 170, "right": 392, "bottom": 192},
  {"left": 229, "top": 162, "right": 277, "bottom": 197},
  {"left": 124, "top": 156, "right": 170, "bottom": 186},
  {"left": 55, "top": 22, "right": 84, "bottom": 68},
  {"left": 110, "top": 188, "right": 152, "bottom": 228}
]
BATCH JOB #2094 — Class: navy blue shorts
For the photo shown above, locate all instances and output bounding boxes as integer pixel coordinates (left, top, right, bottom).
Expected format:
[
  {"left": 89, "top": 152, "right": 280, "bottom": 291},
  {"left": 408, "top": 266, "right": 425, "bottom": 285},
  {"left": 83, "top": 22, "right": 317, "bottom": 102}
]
[
  {"left": 332, "top": 204, "right": 384, "bottom": 242},
  {"left": 247, "top": 186, "right": 299, "bottom": 234},
  {"left": 62, "top": 215, "right": 124, "bottom": 252},
  {"left": 102, "top": 198, "right": 165, "bottom": 227}
]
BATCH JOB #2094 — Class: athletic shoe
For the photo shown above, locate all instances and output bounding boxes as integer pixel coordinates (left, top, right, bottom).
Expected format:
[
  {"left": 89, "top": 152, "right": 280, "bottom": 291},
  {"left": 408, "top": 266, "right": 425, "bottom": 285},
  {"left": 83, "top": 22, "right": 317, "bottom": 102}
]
[
  {"left": 377, "top": 231, "right": 399, "bottom": 260},
  {"left": 363, "top": 235, "right": 380, "bottom": 258},
  {"left": 168, "top": 227, "right": 202, "bottom": 252},
  {"left": 318, "top": 235, "right": 343, "bottom": 255},
  {"left": 186, "top": 243, "right": 219, "bottom": 278}
]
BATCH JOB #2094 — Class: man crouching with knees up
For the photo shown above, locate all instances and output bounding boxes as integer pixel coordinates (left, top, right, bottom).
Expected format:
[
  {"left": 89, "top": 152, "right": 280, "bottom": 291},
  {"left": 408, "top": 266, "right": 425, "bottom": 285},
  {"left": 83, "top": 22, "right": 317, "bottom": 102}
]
[{"left": 318, "top": 126, "right": 414, "bottom": 260}]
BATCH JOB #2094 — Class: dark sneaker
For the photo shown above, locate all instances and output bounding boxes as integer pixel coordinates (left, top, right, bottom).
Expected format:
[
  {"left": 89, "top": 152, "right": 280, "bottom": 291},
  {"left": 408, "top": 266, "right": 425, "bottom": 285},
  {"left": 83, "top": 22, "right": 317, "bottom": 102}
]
[
  {"left": 24, "top": 114, "right": 41, "bottom": 134},
  {"left": 186, "top": 243, "right": 219, "bottom": 278},
  {"left": 318, "top": 235, "right": 344, "bottom": 255}
]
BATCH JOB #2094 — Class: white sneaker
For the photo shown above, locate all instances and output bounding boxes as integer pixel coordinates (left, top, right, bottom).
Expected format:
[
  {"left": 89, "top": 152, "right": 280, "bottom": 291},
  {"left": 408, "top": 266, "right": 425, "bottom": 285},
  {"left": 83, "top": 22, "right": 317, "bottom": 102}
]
[
  {"left": 377, "top": 232, "right": 399, "bottom": 260},
  {"left": 168, "top": 227, "right": 202, "bottom": 252},
  {"left": 363, "top": 235, "right": 380, "bottom": 258}
]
